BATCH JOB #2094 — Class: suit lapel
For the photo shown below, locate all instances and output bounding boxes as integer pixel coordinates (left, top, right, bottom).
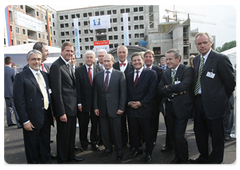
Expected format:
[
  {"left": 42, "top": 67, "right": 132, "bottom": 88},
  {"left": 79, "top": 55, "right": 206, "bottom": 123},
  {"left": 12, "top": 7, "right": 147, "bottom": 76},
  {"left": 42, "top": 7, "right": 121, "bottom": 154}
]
[
  {"left": 175, "top": 64, "right": 184, "bottom": 81},
  {"left": 202, "top": 50, "right": 214, "bottom": 74},
  {"left": 26, "top": 69, "right": 41, "bottom": 92}
]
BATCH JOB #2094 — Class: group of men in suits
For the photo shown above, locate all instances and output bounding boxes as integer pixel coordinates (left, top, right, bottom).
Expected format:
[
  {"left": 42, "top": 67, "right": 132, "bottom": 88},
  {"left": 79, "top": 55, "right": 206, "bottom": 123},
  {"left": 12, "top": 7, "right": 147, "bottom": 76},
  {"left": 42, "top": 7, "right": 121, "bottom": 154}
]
[{"left": 12, "top": 32, "right": 235, "bottom": 164}]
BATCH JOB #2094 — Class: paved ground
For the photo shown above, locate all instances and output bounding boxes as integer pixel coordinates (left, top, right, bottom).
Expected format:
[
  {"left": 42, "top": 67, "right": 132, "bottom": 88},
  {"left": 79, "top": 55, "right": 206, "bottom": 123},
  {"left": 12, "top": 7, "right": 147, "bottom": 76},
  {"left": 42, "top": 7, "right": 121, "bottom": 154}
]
[{"left": 4, "top": 108, "right": 236, "bottom": 165}]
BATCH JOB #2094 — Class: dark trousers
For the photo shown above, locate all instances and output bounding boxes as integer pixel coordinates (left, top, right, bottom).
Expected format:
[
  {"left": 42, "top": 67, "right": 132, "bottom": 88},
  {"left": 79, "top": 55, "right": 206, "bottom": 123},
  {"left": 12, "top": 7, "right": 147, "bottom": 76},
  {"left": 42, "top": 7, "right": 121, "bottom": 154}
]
[
  {"left": 100, "top": 114, "right": 122, "bottom": 153},
  {"left": 121, "top": 112, "right": 128, "bottom": 146},
  {"left": 129, "top": 117, "right": 153, "bottom": 155},
  {"left": 5, "top": 97, "right": 21, "bottom": 127},
  {"left": 194, "top": 95, "right": 225, "bottom": 163},
  {"left": 56, "top": 116, "right": 76, "bottom": 163},
  {"left": 23, "top": 109, "right": 51, "bottom": 164},
  {"left": 166, "top": 101, "right": 189, "bottom": 163},
  {"left": 78, "top": 110, "right": 100, "bottom": 147}
]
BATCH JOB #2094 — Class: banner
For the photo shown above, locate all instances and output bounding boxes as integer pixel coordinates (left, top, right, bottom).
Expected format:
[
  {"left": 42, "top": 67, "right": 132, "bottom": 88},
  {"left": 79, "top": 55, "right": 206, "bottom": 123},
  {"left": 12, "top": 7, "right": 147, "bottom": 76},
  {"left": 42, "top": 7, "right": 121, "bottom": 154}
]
[
  {"left": 90, "top": 15, "right": 111, "bottom": 30},
  {"left": 15, "top": 11, "right": 44, "bottom": 32},
  {"left": 123, "top": 13, "right": 129, "bottom": 45},
  {"left": 73, "top": 18, "right": 81, "bottom": 58},
  {"left": 46, "top": 11, "right": 52, "bottom": 46},
  {"left": 5, "top": 6, "right": 12, "bottom": 46},
  {"left": 94, "top": 40, "right": 109, "bottom": 52}
]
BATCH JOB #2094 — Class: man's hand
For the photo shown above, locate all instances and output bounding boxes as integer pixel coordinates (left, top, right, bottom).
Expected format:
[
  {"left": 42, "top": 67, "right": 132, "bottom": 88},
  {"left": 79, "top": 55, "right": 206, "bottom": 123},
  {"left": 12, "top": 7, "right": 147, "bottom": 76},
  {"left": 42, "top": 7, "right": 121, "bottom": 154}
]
[
  {"left": 23, "top": 122, "right": 35, "bottom": 131},
  {"left": 78, "top": 105, "right": 82, "bottom": 112},
  {"left": 60, "top": 114, "right": 67, "bottom": 122},
  {"left": 116, "top": 110, "right": 124, "bottom": 115},
  {"left": 94, "top": 109, "right": 99, "bottom": 116},
  {"left": 129, "top": 101, "right": 142, "bottom": 109}
]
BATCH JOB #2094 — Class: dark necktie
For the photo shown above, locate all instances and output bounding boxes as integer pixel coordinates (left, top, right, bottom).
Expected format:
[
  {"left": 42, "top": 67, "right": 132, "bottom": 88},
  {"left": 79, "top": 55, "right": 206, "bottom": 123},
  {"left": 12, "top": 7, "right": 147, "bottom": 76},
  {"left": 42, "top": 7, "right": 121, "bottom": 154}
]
[
  {"left": 67, "top": 63, "right": 72, "bottom": 75},
  {"left": 172, "top": 69, "right": 176, "bottom": 84},
  {"left": 105, "top": 71, "right": 110, "bottom": 91},
  {"left": 194, "top": 57, "right": 205, "bottom": 95},
  {"left": 134, "top": 70, "right": 139, "bottom": 87},
  {"left": 88, "top": 67, "right": 92, "bottom": 86}
]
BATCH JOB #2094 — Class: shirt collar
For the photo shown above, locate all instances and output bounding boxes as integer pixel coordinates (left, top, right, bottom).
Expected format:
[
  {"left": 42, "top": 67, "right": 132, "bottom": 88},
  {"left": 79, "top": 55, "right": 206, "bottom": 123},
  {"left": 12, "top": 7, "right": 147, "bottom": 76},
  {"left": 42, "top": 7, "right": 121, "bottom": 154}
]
[
  {"left": 60, "top": 55, "right": 69, "bottom": 65},
  {"left": 144, "top": 64, "right": 153, "bottom": 69},
  {"left": 29, "top": 66, "right": 41, "bottom": 76},
  {"left": 134, "top": 67, "right": 144, "bottom": 73},
  {"left": 105, "top": 68, "right": 113, "bottom": 73},
  {"left": 172, "top": 63, "right": 180, "bottom": 72},
  {"left": 85, "top": 64, "right": 93, "bottom": 70},
  {"left": 201, "top": 48, "right": 212, "bottom": 61}
]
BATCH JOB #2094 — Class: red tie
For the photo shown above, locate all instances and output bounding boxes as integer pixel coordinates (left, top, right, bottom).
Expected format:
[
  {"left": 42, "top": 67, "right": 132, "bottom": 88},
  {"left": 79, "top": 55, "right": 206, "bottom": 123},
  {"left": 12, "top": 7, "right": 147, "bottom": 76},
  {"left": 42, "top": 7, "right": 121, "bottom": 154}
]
[
  {"left": 134, "top": 70, "right": 139, "bottom": 87},
  {"left": 88, "top": 67, "right": 92, "bottom": 86},
  {"left": 120, "top": 62, "right": 126, "bottom": 67},
  {"left": 105, "top": 71, "right": 110, "bottom": 91},
  {"left": 41, "top": 63, "right": 46, "bottom": 72}
]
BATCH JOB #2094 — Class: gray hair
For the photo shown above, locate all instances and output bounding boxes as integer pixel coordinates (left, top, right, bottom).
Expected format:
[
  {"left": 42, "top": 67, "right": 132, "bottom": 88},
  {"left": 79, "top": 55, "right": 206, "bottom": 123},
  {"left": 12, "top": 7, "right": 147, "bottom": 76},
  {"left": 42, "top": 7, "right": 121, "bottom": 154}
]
[
  {"left": 97, "top": 49, "right": 107, "bottom": 55},
  {"left": 195, "top": 32, "right": 213, "bottom": 44},
  {"left": 165, "top": 49, "right": 182, "bottom": 62},
  {"left": 26, "top": 49, "right": 42, "bottom": 60},
  {"left": 84, "top": 50, "right": 95, "bottom": 58}
]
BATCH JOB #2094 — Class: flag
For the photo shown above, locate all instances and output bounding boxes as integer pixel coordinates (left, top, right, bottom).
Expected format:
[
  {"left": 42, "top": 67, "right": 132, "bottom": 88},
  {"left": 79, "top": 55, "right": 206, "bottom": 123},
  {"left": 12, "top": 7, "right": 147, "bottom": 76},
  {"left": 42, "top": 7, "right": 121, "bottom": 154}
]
[
  {"left": 73, "top": 18, "right": 81, "bottom": 58},
  {"left": 90, "top": 15, "right": 111, "bottom": 30},
  {"left": 5, "top": 6, "right": 12, "bottom": 46},
  {"left": 123, "top": 13, "right": 129, "bottom": 45},
  {"left": 46, "top": 11, "right": 52, "bottom": 46}
]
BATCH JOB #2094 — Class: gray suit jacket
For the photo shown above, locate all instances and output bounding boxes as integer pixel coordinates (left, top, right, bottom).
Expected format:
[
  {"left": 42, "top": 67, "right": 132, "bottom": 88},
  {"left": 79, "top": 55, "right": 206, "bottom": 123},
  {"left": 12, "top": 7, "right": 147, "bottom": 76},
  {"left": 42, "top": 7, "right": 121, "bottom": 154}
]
[
  {"left": 93, "top": 69, "right": 127, "bottom": 118},
  {"left": 4, "top": 65, "right": 16, "bottom": 98},
  {"left": 49, "top": 57, "right": 77, "bottom": 117}
]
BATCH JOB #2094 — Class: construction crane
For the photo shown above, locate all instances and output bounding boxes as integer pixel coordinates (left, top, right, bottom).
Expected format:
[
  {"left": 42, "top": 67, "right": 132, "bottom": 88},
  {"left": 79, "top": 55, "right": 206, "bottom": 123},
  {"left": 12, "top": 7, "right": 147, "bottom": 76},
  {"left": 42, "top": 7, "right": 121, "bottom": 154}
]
[{"left": 163, "top": 8, "right": 216, "bottom": 25}]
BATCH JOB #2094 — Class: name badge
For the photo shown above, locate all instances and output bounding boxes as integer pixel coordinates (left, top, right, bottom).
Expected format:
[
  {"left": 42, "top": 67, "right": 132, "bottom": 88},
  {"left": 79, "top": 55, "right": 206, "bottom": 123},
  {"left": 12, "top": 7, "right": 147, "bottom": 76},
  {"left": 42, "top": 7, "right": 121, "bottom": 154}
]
[
  {"left": 206, "top": 71, "right": 215, "bottom": 79},
  {"left": 175, "top": 80, "right": 181, "bottom": 84}
]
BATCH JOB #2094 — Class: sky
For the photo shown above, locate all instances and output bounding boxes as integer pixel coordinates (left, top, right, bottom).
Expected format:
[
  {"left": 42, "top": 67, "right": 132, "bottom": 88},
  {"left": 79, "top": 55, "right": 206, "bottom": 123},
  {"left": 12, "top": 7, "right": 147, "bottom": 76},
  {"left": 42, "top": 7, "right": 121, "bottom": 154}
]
[{"left": 45, "top": 0, "right": 239, "bottom": 47}]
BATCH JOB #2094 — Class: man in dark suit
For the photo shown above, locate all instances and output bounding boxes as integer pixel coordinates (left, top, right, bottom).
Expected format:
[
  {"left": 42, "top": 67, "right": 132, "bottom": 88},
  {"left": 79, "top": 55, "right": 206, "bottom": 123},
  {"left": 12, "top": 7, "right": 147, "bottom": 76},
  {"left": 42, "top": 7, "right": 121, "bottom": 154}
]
[
  {"left": 94, "top": 54, "right": 127, "bottom": 160},
  {"left": 143, "top": 50, "right": 163, "bottom": 146},
  {"left": 191, "top": 33, "right": 235, "bottom": 164},
  {"left": 159, "top": 49, "right": 194, "bottom": 163},
  {"left": 75, "top": 50, "right": 103, "bottom": 151},
  {"left": 23, "top": 42, "right": 50, "bottom": 72},
  {"left": 13, "top": 50, "right": 54, "bottom": 163},
  {"left": 113, "top": 45, "right": 133, "bottom": 148},
  {"left": 49, "top": 41, "right": 84, "bottom": 163},
  {"left": 4, "top": 56, "right": 21, "bottom": 128},
  {"left": 127, "top": 52, "right": 158, "bottom": 163}
]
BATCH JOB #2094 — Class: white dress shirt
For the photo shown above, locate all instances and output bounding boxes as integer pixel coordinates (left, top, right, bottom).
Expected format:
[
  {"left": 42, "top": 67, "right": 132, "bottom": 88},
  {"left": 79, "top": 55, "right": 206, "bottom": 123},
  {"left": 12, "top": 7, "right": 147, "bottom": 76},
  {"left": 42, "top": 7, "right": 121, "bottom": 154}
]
[
  {"left": 133, "top": 67, "right": 143, "bottom": 82},
  {"left": 104, "top": 68, "right": 113, "bottom": 87},
  {"left": 119, "top": 60, "right": 128, "bottom": 72}
]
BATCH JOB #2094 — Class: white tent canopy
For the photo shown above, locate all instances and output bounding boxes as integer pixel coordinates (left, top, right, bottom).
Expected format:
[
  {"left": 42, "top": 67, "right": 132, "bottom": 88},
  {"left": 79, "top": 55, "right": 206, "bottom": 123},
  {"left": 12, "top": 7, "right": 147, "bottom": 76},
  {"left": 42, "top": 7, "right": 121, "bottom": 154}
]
[
  {"left": 221, "top": 47, "right": 236, "bottom": 68},
  {"left": 4, "top": 43, "right": 61, "bottom": 69}
]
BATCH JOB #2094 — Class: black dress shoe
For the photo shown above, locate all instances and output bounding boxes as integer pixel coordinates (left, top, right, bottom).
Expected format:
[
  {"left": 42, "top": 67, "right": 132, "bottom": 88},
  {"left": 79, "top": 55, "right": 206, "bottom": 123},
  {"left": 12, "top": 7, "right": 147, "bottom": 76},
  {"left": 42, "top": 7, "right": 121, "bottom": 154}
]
[
  {"left": 189, "top": 157, "right": 207, "bottom": 164},
  {"left": 128, "top": 150, "right": 143, "bottom": 158},
  {"left": 91, "top": 144, "right": 99, "bottom": 151},
  {"left": 117, "top": 153, "right": 123, "bottom": 160},
  {"left": 80, "top": 145, "right": 88, "bottom": 152},
  {"left": 145, "top": 155, "right": 152, "bottom": 163},
  {"left": 100, "top": 150, "right": 112, "bottom": 157},
  {"left": 71, "top": 156, "right": 84, "bottom": 161},
  {"left": 161, "top": 146, "right": 173, "bottom": 153}
]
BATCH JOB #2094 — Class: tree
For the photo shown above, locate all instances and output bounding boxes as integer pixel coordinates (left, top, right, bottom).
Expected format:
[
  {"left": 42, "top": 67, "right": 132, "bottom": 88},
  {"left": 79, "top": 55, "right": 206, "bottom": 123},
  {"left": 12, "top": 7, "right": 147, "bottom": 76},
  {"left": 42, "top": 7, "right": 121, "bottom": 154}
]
[{"left": 216, "top": 40, "right": 236, "bottom": 52}]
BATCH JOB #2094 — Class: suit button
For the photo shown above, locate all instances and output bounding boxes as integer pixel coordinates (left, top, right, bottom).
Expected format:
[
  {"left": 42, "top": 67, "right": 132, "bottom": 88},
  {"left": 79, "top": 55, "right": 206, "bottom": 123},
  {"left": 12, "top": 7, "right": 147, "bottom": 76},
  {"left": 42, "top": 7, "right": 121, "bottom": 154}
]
[
  {"left": 42, "top": 107, "right": 44, "bottom": 109},
  {"left": 41, "top": 98, "right": 43, "bottom": 100}
]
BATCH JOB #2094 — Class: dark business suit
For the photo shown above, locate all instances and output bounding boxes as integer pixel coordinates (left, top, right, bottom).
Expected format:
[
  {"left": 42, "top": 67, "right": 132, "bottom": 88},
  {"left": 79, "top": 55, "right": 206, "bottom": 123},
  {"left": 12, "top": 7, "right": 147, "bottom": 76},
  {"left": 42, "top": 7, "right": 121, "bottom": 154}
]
[
  {"left": 127, "top": 68, "right": 157, "bottom": 155},
  {"left": 23, "top": 63, "right": 50, "bottom": 72},
  {"left": 49, "top": 57, "right": 77, "bottom": 163},
  {"left": 13, "top": 69, "right": 54, "bottom": 163},
  {"left": 150, "top": 65, "right": 163, "bottom": 143},
  {"left": 4, "top": 65, "right": 21, "bottom": 127},
  {"left": 113, "top": 61, "right": 133, "bottom": 146},
  {"left": 93, "top": 69, "right": 127, "bottom": 153},
  {"left": 193, "top": 49, "right": 235, "bottom": 163},
  {"left": 75, "top": 64, "right": 103, "bottom": 148},
  {"left": 159, "top": 64, "right": 194, "bottom": 163}
]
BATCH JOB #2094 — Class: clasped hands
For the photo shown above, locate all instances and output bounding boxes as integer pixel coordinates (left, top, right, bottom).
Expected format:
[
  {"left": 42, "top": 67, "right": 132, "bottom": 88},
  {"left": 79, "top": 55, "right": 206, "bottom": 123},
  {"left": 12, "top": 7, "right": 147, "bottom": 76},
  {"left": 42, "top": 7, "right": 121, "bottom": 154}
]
[
  {"left": 128, "top": 101, "right": 142, "bottom": 109},
  {"left": 94, "top": 109, "right": 124, "bottom": 116}
]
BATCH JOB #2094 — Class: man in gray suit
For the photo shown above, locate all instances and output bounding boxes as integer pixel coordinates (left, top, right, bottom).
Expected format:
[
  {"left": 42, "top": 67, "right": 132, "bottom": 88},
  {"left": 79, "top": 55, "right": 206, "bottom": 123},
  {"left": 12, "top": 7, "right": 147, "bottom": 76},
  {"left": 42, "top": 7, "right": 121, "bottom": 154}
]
[
  {"left": 4, "top": 56, "right": 21, "bottom": 128},
  {"left": 94, "top": 54, "right": 127, "bottom": 160}
]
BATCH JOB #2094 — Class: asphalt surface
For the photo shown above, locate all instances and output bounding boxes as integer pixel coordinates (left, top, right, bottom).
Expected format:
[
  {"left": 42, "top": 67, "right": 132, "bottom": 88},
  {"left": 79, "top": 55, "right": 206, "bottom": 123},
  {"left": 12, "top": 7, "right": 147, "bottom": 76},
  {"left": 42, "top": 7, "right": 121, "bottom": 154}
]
[{"left": 4, "top": 105, "right": 236, "bottom": 165}]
